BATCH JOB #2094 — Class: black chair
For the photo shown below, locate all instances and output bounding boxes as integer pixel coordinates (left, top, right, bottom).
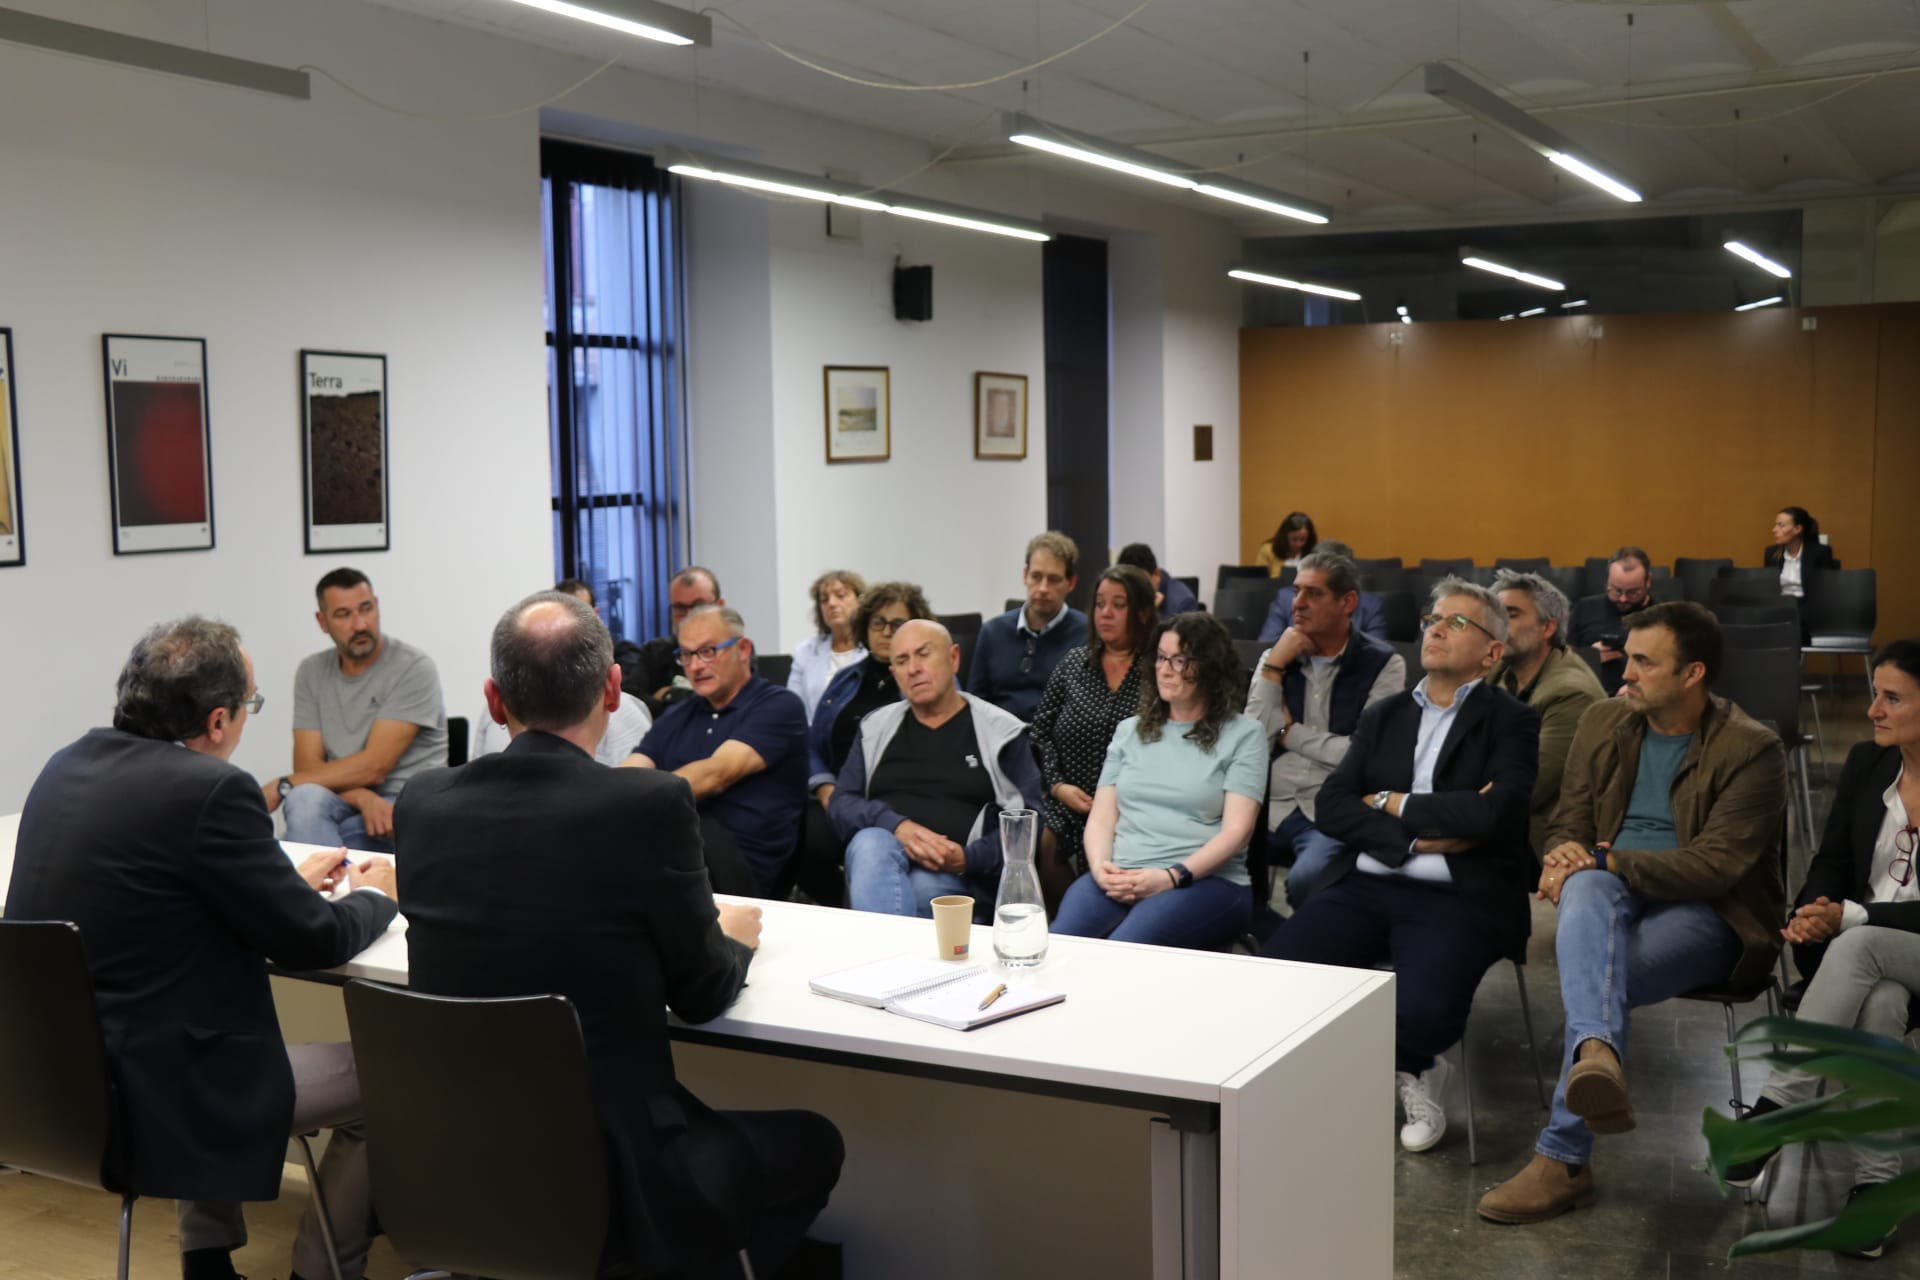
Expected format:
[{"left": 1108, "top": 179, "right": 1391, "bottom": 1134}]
[
  {"left": 1404, "top": 572, "right": 1443, "bottom": 610},
  {"left": 1720, "top": 622, "right": 1798, "bottom": 652},
  {"left": 1803, "top": 568, "right": 1876, "bottom": 659},
  {"left": 446, "top": 716, "right": 470, "bottom": 768},
  {"left": 936, "top": 612, "right": 983, "bottom": 638},
  {"left": 1538, "top": 566, "right": 1586, "bottom": 605},
  {"left": 1216, "top": 564, "right": 1271, "bottom": 590},
  {"left": 1417, "top": 557, "right": 1472, "bottom": 576},
  {"left": 1717, "top": 646, "right": 1818, "bottom": 846},
  {"left": 1581, "top": 556, "right": 1613, "bottom": 599},
  {"left": 1355, "top": 566, "right": 1408, "bottom": 596},
  {"left": 344, "top": 981, "right": 759, "bottom": 1280},
  {"left": 1574, "top": 645, "right": 1608, "bottom": 683},
  {"left": 1679, "top": 976, "right": 1784, "bottom": 1204},
  {"left": 1673, "top": 557, "right": 1734, "bottom": 604},
  {"left": 1352, "top": 557, "right": 1403, "bottom": 573},
  {"left": 0, "top": 921, "right": 134, "bottom": 1280},
  {"left": 1173, "top": 575, "right": 1200, "bottom": 600},
  {"left": 752, "top": 654, "right": 792, "bottom": 689},
  {"left": 1493, "top": 557, "right": 1549, "bottom": 573},
  {"left": 1391, "top": 639, "right": 1421, "bottom": 675},
  {"left": 1709, "top": 601, "right": 1800, "bottom": 628},
  {"left": 1233, "top": 638, "right": 1269, "bottom": 677},
  {"left": 1003, "top": 597, "right": 1022, "bottom": 614},
  {"left": 1379, "top": 590, "right": 1421, "bottom": 644},
  {"left": 1214, "top": 583, "right": 1282, "bottom": 632}
]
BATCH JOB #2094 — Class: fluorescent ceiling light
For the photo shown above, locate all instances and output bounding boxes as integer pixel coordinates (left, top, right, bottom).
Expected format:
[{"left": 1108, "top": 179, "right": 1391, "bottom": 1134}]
[
  {"left": 667, "top": 151, "right": 1050, "bottom": 243},
  {"left": 1498, "top": 314, "right": 1516, "bottom": 322},
  {"left": 1724, "top": 240, "right": 1792, "bottom": 279},
  {"left": 497, "top": 0, "right": 709, "bottom": 45},
  {"left": 1228, "top": 269, "right": 1361, "bottom": 303},
  {"left": 1461, "top": 253, "right": 1566, "bottom": 292},
  {"left": 1517, "top": 306, "right": 1548, "bottom": 318},
  {"left": 1424, "top": 62, "right": 1643, "bottom": 204},
  {"left": 1008, "top": 114, "right": 1331, "bottom": 224},
  {"left": 0, "top": 7, "right": 310, "bottom": 97},
  {"left": 1561, "top": 298, "right": 1588, "bottom": 309},
  {"left": 1734, "top": 295, "right": 1785, "bottom": 311},
  {"left": 1395, "top": 305, "right": 1412, "bottom": 323}
]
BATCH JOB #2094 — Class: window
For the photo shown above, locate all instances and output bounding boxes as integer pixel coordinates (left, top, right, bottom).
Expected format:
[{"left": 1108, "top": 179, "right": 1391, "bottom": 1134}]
[{"left": 540, "top": 139, "right": 684, "bottom": 645}]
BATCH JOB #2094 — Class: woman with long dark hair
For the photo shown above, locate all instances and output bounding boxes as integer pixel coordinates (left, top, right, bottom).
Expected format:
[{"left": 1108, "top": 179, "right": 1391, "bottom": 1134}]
[
  {"left": 1763, "top": 506, "right": 1834, "bottom": 599},
  {"left": 1050, "top": 612, "right": 1265, "bottom": 949},
  {"left": 1254, "top": 511, "right": 1318, "bottom": 576}
]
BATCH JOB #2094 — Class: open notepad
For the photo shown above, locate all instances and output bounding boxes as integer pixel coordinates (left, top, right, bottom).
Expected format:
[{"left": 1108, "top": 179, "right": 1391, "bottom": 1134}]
[{"left": 810, "top": 954, "right": 1064, "bottom": 1031}]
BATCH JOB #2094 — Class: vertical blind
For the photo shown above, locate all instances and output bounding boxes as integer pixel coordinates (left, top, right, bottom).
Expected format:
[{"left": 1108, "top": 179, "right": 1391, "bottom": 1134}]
[{"left": 540, "top": 139, "right": 684, "bottom": 645}]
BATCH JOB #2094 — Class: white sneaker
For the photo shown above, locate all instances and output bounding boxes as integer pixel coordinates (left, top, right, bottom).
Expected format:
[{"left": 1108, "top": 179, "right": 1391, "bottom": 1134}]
[{"left": 1397, "top": 1056, "right": 1451, "bottom": 1153}]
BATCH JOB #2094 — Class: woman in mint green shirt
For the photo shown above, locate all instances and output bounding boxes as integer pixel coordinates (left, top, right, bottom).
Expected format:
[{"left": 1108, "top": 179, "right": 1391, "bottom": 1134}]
[{"left": 1053, "top": 613, "right": 1265, "bottom": 949}]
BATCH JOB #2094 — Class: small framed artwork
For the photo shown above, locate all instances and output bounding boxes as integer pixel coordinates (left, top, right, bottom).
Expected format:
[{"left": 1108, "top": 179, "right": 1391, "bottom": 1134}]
[
  {"left": 823, "top": 365, "right": 890, "bottom": 463},
  {"left": 0, "top": 329, "right": 22, "bottom": 568},
  {"left": 102, "top": 334, "right": 214, "bottom": 555},
  {"left": 300, "top": 350, "right": 390, "bottom": 552},
  {"left": 974, "top": 371, "right": 1028, "bottom": 460}
]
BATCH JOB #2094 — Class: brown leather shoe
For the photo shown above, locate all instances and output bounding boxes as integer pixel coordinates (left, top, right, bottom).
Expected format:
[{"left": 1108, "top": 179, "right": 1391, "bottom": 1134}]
[
  {"left": 1477, "top": 1154, "right": 1597, "bottom": 1224},
  {"left": 1564, "top": 1038, "right": 1635, "bottom": 1134}
]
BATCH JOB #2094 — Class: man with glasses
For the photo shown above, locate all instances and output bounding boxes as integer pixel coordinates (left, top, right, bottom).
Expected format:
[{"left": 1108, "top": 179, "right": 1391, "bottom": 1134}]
[
  {"left": 1262, "top": 579, "right": 1539, "bottom": 1157},
  {"left": 6, "top": 617, "right": 399, "bottom": 1280},
  {"left": 624, "top": 565, "right": 725, "bottom": 715},
  {"left": 969, "top": 530, "right": 1089, "bottom": 720},
  {"left": 1570, "top": 546, "right": 1660, "bottom": 695},
  {"left": 267, "top": 567, "right": 447, "bottom": 853},
  {"left": 1480, "top": 601, "right": 1784, "bottom": 1226},
  {"left": 625, "top": 604, "right": 808, "bottom": 897}
]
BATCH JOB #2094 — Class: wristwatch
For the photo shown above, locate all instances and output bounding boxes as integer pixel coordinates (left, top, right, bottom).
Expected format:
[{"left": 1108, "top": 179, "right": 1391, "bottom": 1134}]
[
  {"left": 1368, "top": 789, "right": 1392, "bottom": 811},
  {"left": 277, "top": 776, "right": 294, "bottom": 800},
  {"left": 1169, "top": 864, "right": 1195, "bottom": 889}
]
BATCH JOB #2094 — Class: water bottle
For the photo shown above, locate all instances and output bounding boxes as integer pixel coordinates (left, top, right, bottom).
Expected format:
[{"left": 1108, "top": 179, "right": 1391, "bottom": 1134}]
[{"left": 993, "top": 808, "right": 1049, "bottom": 969}]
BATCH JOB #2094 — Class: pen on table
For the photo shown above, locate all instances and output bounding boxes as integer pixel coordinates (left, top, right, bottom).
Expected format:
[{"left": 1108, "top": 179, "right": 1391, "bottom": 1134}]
[{"left": 977, "top": 983, "right": 1008, "bottom": 1012}]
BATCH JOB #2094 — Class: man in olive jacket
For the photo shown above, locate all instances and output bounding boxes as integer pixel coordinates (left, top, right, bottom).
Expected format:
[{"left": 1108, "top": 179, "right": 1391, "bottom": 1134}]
[
  {"left": 1489, "top": 571, "right": 1606, "bottom": 859},
  {"left": 1480, "top": 602, "right": 1785, "bottom": 1226}
]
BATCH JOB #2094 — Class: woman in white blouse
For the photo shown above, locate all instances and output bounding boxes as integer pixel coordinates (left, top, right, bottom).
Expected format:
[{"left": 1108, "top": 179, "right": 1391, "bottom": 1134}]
[
  {"left": 1721, "top": 637, "right": 1920, "bottom": 1257},
  {"left": 1763, "top": 506, "right": 1834, "bottom": 599},
  {"left": 787, "top": 569, "right": 867, "bottom": 717}
]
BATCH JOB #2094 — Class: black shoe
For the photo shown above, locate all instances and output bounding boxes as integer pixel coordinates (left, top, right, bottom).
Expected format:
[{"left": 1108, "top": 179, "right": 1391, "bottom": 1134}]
[
  {"left": 1723, "top": 1096, "right": 1783, "bottom": 1188},
  {"left": 181, "top": 1247, "right": 242, "bottom": 1280},
  {"left": 1838, "top": 1182, "right": 1895, "bottom": 1259}
]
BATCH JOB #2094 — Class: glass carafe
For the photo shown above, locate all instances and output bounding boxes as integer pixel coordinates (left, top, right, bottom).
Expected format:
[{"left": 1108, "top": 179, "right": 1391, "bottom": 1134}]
[{"left": 993, "top": 808, "right": 1048, "bottom": 968}]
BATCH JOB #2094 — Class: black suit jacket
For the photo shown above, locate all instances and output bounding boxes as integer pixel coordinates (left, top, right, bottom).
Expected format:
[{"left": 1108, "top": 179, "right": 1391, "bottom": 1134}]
[
  {"left": 394, "top": 730, "right": 755, "bottom": 1273},
  {"left": 1316, "top": 684, "right": 1541, "bottom": 956},
  {"left": 4, "top": 728, "right": 397, "bottom": 1200},
  {"left": 1800, "top": 741, "right": 1915, "bottom": 933},
  {"left": 1764, "top": 541, "right": 1836, "bottom": 576}
]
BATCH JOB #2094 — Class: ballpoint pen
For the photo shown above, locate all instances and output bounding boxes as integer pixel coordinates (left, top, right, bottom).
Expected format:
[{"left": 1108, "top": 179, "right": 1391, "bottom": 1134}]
[{"left": 977, "top": 983, "right": 1008, "bottom": 1011}]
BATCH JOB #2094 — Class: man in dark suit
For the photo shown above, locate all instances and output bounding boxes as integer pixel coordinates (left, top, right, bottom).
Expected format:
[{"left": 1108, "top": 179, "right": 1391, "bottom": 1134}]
[
  {"left": 5, "top": 616, "right": 399, "bottom": 1280},
  {"left": 395, "top": 591, "right": 842, "bottom": 1278},
  {"left": 1262, "top": 578, "right": 1539, "bottom": 1157}
]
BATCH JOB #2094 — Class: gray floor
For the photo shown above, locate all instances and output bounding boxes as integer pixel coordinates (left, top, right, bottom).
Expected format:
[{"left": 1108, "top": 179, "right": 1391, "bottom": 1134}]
[{"left": 1375, "top": 680, "right": 1920, "bottom": 1278}]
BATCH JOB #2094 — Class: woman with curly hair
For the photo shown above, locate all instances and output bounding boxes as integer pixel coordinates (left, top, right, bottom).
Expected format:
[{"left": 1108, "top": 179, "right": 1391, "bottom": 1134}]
[{"left": 1051, "top": 612, "right": 1266, "bottom": 949}]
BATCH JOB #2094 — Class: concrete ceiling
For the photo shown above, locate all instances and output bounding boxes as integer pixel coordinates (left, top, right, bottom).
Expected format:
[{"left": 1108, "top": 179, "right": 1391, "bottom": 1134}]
[{"left": 373, "top": 0, "right": 1920, "bottom": 231}]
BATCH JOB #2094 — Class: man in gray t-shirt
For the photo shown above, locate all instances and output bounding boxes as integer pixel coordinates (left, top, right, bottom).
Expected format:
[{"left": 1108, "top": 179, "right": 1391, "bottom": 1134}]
[{"left": 264, "top": 568, "right": 447, "bottom": 852}]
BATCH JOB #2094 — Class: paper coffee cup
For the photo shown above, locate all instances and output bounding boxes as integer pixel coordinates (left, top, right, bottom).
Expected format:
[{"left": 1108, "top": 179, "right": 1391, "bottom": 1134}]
[{"left": 931, "top": 895, "right": 974, "bottom": 960}]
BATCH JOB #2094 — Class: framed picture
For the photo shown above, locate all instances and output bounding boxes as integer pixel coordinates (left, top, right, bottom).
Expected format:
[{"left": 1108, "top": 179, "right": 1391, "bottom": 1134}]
[
  {"left": 0, "top": 328, "right": 22, "bottom": 568},
  {"left": 823, "top": 365, "right": 890, "bottom": 463},
  {"left": 300, "top": 350, "right": 391, "bottom": 552},
  {"left": 973, "top": 371, "right": 1028, "bottom": 460},
  {"left": 102, "top": 334, "right": 214, "bottom": 555}
]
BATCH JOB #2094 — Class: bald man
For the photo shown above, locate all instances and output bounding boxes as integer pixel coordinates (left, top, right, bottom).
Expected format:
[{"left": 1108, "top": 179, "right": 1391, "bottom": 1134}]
[{"left": 829, "top": 620, "right": 1046, "bottom": 918}]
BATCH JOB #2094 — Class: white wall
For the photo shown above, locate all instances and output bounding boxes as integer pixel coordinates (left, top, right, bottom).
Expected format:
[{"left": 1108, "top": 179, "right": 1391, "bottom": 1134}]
[{"left": 0, "top": 0, "right": 1245, "bottom": 808}]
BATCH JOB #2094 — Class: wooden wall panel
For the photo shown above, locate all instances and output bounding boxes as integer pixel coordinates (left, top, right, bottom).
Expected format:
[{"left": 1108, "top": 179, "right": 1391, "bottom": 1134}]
[
  {"left": 1240, "top": 307, "right": 1903, "bottom": 639},
  {"left": 1871, "top": 305, "right": 1920, "bottom": 644}
]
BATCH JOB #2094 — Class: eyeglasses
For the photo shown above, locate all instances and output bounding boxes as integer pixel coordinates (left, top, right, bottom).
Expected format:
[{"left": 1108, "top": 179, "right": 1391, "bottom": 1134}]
[
  {"left": 1894, "top": 825, "right": 1918, "bottom": 887},
  {"left": 1605, "top": 586, "right": 1648, "bottom": 602},
  {"left": 241, "top": 693, "right": 265, "bottom": 714},
  {"left": 674, "top": 636, "right": 743, "bottom": 667},
  {"left": 1153, "top": 652, "right": 1195, "bottom": 673},
  {"left": 869, "top": 616, "right": 911, "bottom": 636},
  {"left": 1420, "top": 612, "right": 1498, "bottom": 642}
]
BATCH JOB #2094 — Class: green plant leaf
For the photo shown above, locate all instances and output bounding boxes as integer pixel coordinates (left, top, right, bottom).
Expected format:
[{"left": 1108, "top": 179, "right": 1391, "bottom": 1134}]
[
  {"left": 1729, "top": 1171, "right": 1920, "bottom": 1258},
  {"left": 1728, "top": 1018, "right": 1920, "bottom": 1078}
]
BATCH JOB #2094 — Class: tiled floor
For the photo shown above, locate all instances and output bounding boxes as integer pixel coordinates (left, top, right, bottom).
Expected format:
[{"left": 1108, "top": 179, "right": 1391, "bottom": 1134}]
[{"left": 1390, "top": 681, "right": 1918, "bottom": 1278}]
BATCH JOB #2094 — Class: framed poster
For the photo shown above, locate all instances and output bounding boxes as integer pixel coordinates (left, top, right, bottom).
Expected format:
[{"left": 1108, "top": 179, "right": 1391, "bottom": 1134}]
[
  {"left": 0, "top": 328, "right": 22, "bottom": 568},
  {"left": 102, "top": 334, "right": 214, "bottom": 555},
  {"left": 973, "top": 371, "right": 1028, "bottom": 460},
  {"left": 823, "top": 365, "right": 890, "bottom": 463},
  {"left": 300, "top": 350, "right": 390, "bottom": 552}
]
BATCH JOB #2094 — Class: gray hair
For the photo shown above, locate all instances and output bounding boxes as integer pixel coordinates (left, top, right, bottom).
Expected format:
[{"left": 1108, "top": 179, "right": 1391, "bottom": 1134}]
[
  {"left": 1316, "top": 539, "right": 1355, "bottom": 559},
  {"left": 678, "top": 603, "right": 746, "bottom": 639},
  {"left": 491, "top": 591, "right": 614, "bottom": 732},
  {"left": 1491, "top": 570, "right": 1571, "bottom": 650},
  {"left": 1429, "top": 576, "right": 1508, "bottom": 643},
  {"left": 1295, "top": 548, "right": 1359, "bottom": 598},
  {"left": 113, "top": 616, "right": 249, "bottom": 742}
]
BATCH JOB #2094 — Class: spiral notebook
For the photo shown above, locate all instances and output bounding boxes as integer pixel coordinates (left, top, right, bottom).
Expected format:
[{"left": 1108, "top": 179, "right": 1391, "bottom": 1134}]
[{"left": 809, "top": 954, "right": 1064, "bottom": 1029}]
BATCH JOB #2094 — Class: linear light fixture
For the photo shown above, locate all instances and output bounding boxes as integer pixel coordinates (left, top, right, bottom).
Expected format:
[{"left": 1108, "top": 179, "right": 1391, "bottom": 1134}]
[
  {"left": 1424, "top": 62, "right": 1643, "bottom": 203},
  {"left": 1517, "top": 306, "right": 1548, "bottom": 318},
  {"left": 1734, "top": 295, "right": 1785, "bottom": 311},
  {"left": 665, "top": 150, "right": 1050, "bottom": 242},
  {"left": 497, "top": 0, "right": 709, "bottom": 45},
  {"left": 1008, "top": 114, "right": 1330, "bottom": 224},
  {"left": 0, "top": 6, "right": 310, "bottom": 97},
  {"left": 1561, "top": 298, "right": 1589, "bottom": 309},
  {"left": 1724, "top": 240, "right": 1792, "bottom": 278},
  {"left": 1460, "top": 251, "right": 1566, "bottom": 292},
  {"left": 1228, "top": 268, "right": 1361, "bottom": 303},
  {"left": 1395, "top": 305, "right": 1412, "bottom": 323}
]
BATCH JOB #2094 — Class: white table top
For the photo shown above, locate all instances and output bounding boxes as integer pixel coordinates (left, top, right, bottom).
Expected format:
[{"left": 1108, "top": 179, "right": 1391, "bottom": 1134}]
[{"left": 6, "top": 815, "right": 1390, "bottom": 1105}]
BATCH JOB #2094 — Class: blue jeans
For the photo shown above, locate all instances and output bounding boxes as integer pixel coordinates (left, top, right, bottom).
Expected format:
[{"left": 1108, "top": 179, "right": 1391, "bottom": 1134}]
[
  {"left": 1275, "top": 807, "right": 1346, "bottom": 909},
  {"left": 280, "top": 783, "right": 395, "bottom": 854},
  {"left": 1536, "top": 869, "right": 1739, "bottom": 1165},
  {"left": 843, "top": 827, "right": 981, "bottom": 918},
  {"left": 1053, "top": 871, "right": 1251, "bottom": 950}
]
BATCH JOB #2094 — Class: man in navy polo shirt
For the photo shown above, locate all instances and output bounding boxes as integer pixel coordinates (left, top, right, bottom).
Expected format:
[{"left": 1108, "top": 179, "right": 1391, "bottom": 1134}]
[
  {"left": 627, "top": 605, "right": 808, "bottom": 897},
  {"left": 968, "top": 530, "right": 1089, "bottom": 721}
]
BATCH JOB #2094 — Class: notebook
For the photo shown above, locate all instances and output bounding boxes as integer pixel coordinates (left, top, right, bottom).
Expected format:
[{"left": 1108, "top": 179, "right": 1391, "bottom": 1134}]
[{"left": 809, "top": 954, "right": 1064, "bottom": 1030}]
